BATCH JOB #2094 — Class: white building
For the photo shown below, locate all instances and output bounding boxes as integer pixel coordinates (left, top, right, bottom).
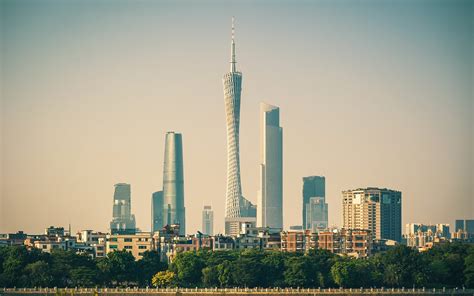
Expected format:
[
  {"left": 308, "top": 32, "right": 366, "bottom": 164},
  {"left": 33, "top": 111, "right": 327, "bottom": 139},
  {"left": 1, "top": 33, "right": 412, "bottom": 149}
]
[{"left": 257, "top": 103, "right": 283, "bottom": 230}]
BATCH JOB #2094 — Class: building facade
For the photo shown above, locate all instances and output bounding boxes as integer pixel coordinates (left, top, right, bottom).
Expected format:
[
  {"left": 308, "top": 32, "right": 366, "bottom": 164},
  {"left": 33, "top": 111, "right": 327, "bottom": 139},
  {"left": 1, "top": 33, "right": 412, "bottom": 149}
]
[
  {"left": 202, "top": 206, "right": 214, "bottom": 235},
  {"left": 302, "top": 176, "right": 326, "bottom": 230},
  {"left": 110, "top": 183, "right": 136, "bottom": 234},
  {"left": 223, "top": 18, "right": 256, "bottom": 235},
  {"left": 342, "top": 188, "right": 402, "bottom": 242},
  {"left": 162, "top": 132, "right": 185, "bottom": 235},
  {"left": 306, "top": 197, "right": 328, "bottom": 232},
  {"left": 105, "top": 232, "right": 154, "bottom": 260},
  {"left": 151, "top": 191, "right": 164, "bottom": 233},
  {"left": 257, "top": 103, "right": 283, "bottom": 230}
]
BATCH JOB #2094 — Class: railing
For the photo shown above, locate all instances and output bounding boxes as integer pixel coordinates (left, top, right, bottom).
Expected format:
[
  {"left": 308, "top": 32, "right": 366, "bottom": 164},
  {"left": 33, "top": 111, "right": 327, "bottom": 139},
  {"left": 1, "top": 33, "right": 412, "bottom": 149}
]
[{"left": 1, "top": 287, "right": 473, "bottom": 294}]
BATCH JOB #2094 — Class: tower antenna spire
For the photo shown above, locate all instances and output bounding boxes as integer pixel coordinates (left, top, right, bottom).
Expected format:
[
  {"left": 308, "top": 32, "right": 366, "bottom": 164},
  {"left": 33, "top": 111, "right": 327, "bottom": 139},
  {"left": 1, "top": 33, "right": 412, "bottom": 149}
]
[{"left": 230, "top": 16, "right": 236, "bottom": 72}]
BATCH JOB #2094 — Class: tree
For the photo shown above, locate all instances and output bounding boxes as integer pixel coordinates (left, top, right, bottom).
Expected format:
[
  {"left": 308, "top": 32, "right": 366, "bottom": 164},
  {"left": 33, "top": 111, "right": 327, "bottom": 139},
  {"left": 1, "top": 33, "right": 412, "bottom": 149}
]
[
  {"left": 171, "top": 252, "right": 205, "bottom": 287},
  {"left": 261, "top": 251, "right": 286, "bottom": 287},
  {"left": 23, "top": 261, "right": 54, "bottom": 287},
  {"left": 284, "top": 255, "right": 314, "bottom": 287},
  {"left": 97, "top": 250, "right": 136, "bottom": 286},
  {"left": 331, "top": 258, "right": 377, "bottom": 288},
  {"left": 465, "top": 247, "right": 474, "bottom": 288},
  {"left": 152, "top": 271, "right": 176, "bottom": 288},
  {"left": 136, "top": 251, "right": 167, "bottom": 286}
]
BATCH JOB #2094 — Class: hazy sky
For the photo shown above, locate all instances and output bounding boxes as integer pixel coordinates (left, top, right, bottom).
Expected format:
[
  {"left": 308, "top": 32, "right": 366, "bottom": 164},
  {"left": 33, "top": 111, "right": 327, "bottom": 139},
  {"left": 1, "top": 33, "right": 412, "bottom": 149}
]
[{"left": 1, "top": 0, "right": 472, "bottom": 235}]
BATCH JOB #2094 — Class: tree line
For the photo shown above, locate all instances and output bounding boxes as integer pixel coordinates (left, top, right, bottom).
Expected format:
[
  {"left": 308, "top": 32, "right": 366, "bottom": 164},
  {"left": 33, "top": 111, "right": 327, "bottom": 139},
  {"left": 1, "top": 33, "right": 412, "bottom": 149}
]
[{"left": 0, "top": 242, "right": 473, "bottom": 288}]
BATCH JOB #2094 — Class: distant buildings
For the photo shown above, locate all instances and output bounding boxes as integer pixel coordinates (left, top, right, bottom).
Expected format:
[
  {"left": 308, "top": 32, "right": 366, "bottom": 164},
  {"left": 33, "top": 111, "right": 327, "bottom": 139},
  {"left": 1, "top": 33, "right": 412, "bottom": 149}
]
[
  {"left": 404, "top": 223, "right": 450, "bottom": 249},
  {"left": 343, "top": 188, "right": 402, "bottom": 242},
  {"left": 306, "top": 197, "right": 328, "bottom": 232},
  {"left": 110, "top": 183, "right": 136, "bottom": 235},
  {"left": 151, "top": 191, "right": 164, "bottom": 233},
  {"left": 202, "top": 206, "right": 214, "bottom": 236},
  {"left": 302, "top": 176, "right": 327, "bottom": 230},
  {"left": 257, "top": 103, "right": 283, "bottom": 230},
  {"left": 453, "top": 219, "right": 474, "bottom": 241},
  {"left": 162, "top": 132, "right": 186, "bottom": 235},
  {"left": 223, "top": 19, "right": 256, "bottom": 236}
]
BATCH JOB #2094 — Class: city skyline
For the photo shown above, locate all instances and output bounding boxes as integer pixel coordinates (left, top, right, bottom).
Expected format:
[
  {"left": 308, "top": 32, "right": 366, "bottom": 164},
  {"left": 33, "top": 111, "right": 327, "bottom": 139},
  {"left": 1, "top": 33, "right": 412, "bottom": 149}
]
[{"left": 1, "top": 0, "right": 473, "bottom": 234}]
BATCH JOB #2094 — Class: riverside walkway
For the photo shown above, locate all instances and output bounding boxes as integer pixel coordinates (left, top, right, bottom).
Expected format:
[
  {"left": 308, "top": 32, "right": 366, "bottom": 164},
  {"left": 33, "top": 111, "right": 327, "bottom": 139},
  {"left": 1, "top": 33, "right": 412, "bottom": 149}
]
[{"left": 1, "top": 287, "right": 473, "bottom": 296}]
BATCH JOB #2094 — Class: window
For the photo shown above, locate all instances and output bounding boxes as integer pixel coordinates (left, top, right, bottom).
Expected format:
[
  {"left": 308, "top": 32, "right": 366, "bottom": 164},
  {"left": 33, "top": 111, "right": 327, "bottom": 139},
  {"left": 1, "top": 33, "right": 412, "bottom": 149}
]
[
  {"left": 109, "top": 245, "right": 118, "bottom": 249},
  {"left": 138, "top": 245, "right": 147, "bottom": 249},
  {"left": 124, "top": 245, "right": 133, "bottom": 249},
  {"left": 109, "top": 238, "right": 118, "bottom": 242},
  {"left": 124, "top": 238, "right": 132, "bottom": 242}
]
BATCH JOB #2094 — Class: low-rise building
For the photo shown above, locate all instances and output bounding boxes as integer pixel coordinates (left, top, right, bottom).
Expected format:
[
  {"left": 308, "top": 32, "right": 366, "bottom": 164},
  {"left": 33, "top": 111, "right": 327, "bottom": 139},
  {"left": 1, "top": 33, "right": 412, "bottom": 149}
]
[{"left": 106, "top": 232, "right": 154, "bottom": 260}]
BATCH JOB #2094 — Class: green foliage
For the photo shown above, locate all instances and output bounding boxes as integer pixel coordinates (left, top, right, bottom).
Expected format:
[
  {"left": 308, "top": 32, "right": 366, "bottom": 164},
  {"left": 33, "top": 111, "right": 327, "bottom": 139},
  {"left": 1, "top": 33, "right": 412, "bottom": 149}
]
[
  {"left": 136, "top": 251, "right": 168, "bottom": 286},
  {"left": 97, "top": 250, "right": 136, "bottom": 286},
  {"left": 152, "top": 270, "right": 176, "bottom": 287},
  {"left": 0, "top": 242, "right": 473, "bottom": 288},
  {"left": 170, "top": 251, "right": 205, "bottom": 287}
]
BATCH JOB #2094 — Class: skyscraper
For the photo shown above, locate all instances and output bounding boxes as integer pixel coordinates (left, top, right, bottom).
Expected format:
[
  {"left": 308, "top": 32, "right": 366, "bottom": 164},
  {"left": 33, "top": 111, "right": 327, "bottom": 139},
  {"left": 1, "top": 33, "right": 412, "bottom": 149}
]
[
  {"left": 306, "top": 196, "right": 328, "bottom": 232},
  {"left": 110, "top": 183, "right": 136, "bottom": 234},
  {"left": 202, "top": 206, "right": 214, "bottom": 235},
  {"left": 223, "top": 17, "right": 256, "bottom": 235},
  {"left": 302, "top": 176, "right": 326, "bottom": 230},
  {"left": 257, "top": 103, "right": 283, "bottom": 229},
  {"left": 162, "top": 132, "right": 185, "bottom": 235},
  {"left": 151, "top": 191, "right": 163, "bottom": 233},
  {"left": 343, "top": 187, "right": 402, "bottom": 242},
  {"left": 455, "top": 219, "right": 465, "bottom": 232}
]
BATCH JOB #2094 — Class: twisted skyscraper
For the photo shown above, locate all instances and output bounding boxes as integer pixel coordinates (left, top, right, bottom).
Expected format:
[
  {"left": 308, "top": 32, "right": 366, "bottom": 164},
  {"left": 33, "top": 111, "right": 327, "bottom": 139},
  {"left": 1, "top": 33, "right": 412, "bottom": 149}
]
[{"left": 223, "top": 18, "right": 256, "bottom": 235}]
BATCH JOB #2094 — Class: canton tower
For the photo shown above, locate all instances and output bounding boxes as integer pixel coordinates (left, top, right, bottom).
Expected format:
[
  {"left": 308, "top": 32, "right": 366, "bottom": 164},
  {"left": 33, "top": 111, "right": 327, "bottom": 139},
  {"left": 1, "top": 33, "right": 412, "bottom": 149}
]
[{"left": 223, "top": 17, "right": 256, "bottom": 235}]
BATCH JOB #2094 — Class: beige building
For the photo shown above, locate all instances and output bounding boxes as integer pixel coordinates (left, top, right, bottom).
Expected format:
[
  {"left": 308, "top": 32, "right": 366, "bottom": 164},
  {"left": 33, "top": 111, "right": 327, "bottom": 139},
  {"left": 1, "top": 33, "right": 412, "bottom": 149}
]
[
  {"left": 343, "top": 188, "right": 401, "bottom": 242},
  {"left": 105, "top": 232, "right": 154, "bottom": 260}
]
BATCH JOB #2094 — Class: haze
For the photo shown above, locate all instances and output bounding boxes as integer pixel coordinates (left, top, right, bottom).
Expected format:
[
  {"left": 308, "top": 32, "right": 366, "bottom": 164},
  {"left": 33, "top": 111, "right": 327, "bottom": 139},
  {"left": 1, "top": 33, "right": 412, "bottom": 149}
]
[{"left": 1, "top": 0, "right": 473, "bottom": 234}]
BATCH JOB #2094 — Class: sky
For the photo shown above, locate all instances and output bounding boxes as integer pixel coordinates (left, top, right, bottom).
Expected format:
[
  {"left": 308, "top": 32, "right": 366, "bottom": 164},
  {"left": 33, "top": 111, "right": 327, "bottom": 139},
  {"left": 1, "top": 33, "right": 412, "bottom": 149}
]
[{"left": 0, "top": 0, "right": 472, "bottom": 235}]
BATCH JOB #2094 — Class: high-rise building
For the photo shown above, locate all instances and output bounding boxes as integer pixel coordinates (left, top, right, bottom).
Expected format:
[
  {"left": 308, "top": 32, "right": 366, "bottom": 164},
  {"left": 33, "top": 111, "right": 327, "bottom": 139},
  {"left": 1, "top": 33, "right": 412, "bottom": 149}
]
[
  {"left": 257, "top": 103, "right": 283, "bottom": 229},
  {"left": 223, "top": 18, "right": 256, "bottom": 235},
  {"left": 455, "top": 219, "right": 465, "bottom": 232},
  {"left": 302, "top": 176, "right": 326, "bottom": 230},
  {"left": 162, "top": 132, "right": 185, "bottom": 235},
  {"left": 465, "top": 220, "right": 474, "bottom": 234},
  {"left": 110, "top": 183, "right": 136, "bottom": 234},
  {"left": 151, "top": 191, "right": 163, "bottom": 233},
  {"left": 202, "top": 206, "right": 214, "bottom": 236},
  {"left": 306, "top": 197, "right": 328, "bottom": 232},
  {"left": 342, "top": 188, "right": 402, "bottom": 242}
]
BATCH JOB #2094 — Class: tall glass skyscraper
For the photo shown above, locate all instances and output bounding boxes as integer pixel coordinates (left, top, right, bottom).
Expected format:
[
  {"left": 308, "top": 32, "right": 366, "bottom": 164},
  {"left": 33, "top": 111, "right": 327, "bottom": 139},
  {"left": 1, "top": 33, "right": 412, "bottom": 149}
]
[
  {"left": 162, "top": 132, "right": 185, "bottom": 235},
  {"left": 151, "top": 191, "right": 163, "bottom": 233},
  {"left": 202, "top": 205, "right": 214, "bottom": 235},
  {"left": 110, "top": 183, "right": 136, "bottom": 234},
  {"left": 257, "top": 103, "right": 283, "bottom": 229},
  {"left": 302, "top": 176, "right": 326, "bottom": 230},
  {"left": 223, "top": 18, "right": 256, "bottom": 235}
]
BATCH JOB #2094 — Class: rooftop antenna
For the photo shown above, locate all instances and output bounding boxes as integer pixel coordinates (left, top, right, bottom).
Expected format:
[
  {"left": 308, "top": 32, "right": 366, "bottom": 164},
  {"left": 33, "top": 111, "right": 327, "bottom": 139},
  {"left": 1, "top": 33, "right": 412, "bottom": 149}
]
[{"left": 230, "top": 16, "right": 236, "bottom": 72}]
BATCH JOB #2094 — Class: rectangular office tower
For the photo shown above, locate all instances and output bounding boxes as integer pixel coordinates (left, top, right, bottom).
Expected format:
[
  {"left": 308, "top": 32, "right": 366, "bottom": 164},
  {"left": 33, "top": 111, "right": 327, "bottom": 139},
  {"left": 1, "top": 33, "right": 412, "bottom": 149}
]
[
  {"left": 257, "top": 103, "right": 283, "bottom": 229},
  {"left": 151, "top": 191, "right": 163, "bottom": 233},
  {"left": 202, "top": 206, "right": 214, "bottom": 235},
  {"left": 306, "top": 197, "right": 328, "bottom": 232},
  {"left": 343, "top": 188, "right": 402, "bottom": 242},
  {"left": 302, "top": 176, "right": 326, "bottom": 230},
  {"left": 162, "top": 132, "right": 186, "bottom": 235},
  {"left": 110, "top": 183, "right": 136, "bottom": 235}
]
